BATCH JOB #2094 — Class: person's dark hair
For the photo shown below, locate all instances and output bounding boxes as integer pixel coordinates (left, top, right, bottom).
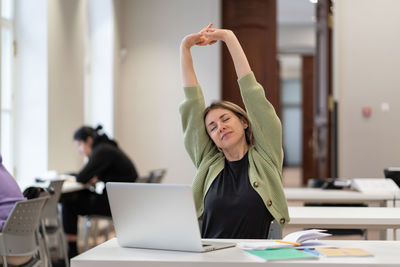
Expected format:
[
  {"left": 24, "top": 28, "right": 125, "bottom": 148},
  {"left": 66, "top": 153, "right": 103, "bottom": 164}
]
[{"left": 73, "top": 125, "right": 117, "bottom": 147}]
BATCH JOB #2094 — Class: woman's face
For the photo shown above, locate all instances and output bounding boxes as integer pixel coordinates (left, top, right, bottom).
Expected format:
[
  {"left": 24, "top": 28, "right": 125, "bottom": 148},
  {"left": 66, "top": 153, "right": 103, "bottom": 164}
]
[
  {"left": 75, "top": 137, "right": 93, "bottom": 157},
  {"left": 204, "top": 108, "right": 248, "bottom": 151}
]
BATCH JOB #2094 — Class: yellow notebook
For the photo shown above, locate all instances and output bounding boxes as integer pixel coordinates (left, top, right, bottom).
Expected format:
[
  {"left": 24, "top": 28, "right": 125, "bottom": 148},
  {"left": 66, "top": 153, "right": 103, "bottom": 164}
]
[{"left": 316, "top": 248, "right": 373, "bottom": 257}]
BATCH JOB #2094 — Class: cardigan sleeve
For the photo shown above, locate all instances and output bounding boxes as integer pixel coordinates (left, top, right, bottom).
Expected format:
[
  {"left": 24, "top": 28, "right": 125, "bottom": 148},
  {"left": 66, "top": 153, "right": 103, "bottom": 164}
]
[
  {"left": 179, "top": 85, "right": 218, "bottom": 168},
  {"left": 238, "top": 72, "right": 283, "bottom": 170}
]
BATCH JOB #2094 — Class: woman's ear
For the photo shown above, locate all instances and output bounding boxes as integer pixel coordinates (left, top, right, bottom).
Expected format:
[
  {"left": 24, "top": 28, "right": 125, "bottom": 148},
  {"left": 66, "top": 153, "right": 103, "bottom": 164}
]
[
  {"left": 241, "top": 119, "right": 248, "bottom": 129},
  {"left": 87, "top": 136, "right": 94, "bottom": 146}
]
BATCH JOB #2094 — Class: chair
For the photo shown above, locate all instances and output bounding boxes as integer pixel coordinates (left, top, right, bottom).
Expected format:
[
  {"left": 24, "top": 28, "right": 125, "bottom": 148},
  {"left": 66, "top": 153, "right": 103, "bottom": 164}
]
[
  {"left": 136, "top": 169, "right": 166, "bottom": 183},
  {"left": 135, "top": 176, "right": 151, "bottom": 183},
  {"left": 39, "top": 180, "right": 69, "bottom": 267},
  {"left": 81, "top": 169, "right": 166, "bottom": 251},
  {"left": 147, "top": 169, "right": 166, "bottom": 183},
  {"left": 82, "top": 215, "right": 113, "bottom": 251},
  {"left": 384, "top": 168, "right": 400, "bottom": 187},
  {"left": 267, "top": 220, "right": 282, "bottom": 239},
  {"left": 0, "top": 197, "right": 48, "bottom": 267}
]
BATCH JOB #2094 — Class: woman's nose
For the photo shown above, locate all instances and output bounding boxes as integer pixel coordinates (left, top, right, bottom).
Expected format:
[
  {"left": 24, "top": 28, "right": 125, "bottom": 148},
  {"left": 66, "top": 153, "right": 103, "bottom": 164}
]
[{"left": 218, "top": 122, "right": 226, "bottom": 132}]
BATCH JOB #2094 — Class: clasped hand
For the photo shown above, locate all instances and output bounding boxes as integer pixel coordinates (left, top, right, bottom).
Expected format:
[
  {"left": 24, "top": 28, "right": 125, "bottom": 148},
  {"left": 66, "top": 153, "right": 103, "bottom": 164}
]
[{"left": 182, "top": 23, "right": 231, "bottom": 48}]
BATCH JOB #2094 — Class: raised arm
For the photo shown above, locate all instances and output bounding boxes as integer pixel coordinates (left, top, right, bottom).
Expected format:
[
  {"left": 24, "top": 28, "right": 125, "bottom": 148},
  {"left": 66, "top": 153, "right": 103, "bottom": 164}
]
[
  {"left": 200, "top": 28, "right": 251, "bottom": 79},
  {"left": 179, "top": 24, "right": 220, "bottom": 167},
  {"left": 180, "top": 23, "right": 214, "bottom": 86},
  {"left": 180, "top": 35, "right": 200, "bottom": 86}
]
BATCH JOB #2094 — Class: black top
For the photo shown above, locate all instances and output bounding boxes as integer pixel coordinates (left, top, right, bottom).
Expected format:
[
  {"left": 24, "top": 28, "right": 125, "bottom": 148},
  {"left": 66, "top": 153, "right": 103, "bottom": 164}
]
[
  {"left": 76, "top": 142, "right": 138, "bottom": 194},
  {"left": 202, "top": 153, "right": 273, "bottom": 238}
]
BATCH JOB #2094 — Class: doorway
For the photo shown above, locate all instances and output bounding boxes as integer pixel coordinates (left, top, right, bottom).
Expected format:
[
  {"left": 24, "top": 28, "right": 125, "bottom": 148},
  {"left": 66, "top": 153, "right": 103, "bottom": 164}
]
[{"left": 278, "top": 0, "right": 334, "bottom": 187}]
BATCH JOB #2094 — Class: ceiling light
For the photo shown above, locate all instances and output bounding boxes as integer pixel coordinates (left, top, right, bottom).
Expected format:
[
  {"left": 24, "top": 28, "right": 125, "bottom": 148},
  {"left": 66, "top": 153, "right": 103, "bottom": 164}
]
[{"left": 310, "top": 0, "right": 318, "bottom": 3}]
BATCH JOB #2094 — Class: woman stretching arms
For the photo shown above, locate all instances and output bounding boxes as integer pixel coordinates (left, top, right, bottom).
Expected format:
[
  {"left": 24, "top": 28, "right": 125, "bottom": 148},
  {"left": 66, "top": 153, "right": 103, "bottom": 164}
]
[{"left": 179, "top": 23, "right": 289, "bottom": 238}]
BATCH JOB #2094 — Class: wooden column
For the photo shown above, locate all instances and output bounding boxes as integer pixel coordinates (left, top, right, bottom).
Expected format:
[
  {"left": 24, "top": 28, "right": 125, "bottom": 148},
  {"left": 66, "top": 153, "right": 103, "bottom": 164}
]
[
  {"left": 222, "top": 0, "right": 279, "bottom": 116},
  {"left": 314, "top": 0, "right": 333, "bottom": 179},
  {"left": 302, "top": 55, "right": 316, "bottom": 185}
]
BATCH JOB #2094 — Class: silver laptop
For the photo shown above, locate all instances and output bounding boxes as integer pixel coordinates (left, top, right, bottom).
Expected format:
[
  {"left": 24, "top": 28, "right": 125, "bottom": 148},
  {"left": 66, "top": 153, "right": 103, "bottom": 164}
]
[{"left": 106, "top": 182, "right": 235, "bottom": 252}]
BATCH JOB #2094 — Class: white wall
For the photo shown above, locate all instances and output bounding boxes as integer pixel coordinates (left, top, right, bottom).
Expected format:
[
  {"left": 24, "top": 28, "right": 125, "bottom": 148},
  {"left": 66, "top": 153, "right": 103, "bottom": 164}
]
[
  {"left": 335, "top": 0, "right": 400, "bottom": 178},
  {"left": 14, "top": 0, "right": 48, "bottom": 183},
  {"left": 114, "top": 0, "right": 221, "bottom": 183},
  {"left": 48, "top": 0, "right": 85, "bottom": 174},
  {"left": 85, "top": 0, "right": 114, "bottom": 136},
  {"left": 14, "top": 0, "right": 400, "bottom": 183},
  {"left": 278, "top": 24, "right": 315, "bottom": 54},
  {"left": 13, "top": 0, "right": 86, "bottom": 183}
]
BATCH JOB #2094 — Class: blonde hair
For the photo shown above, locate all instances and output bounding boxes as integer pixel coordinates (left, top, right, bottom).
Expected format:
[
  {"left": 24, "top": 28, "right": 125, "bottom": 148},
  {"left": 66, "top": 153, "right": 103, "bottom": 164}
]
[{"left": 203, "top": 101, "right": 254, "bottom": 146}]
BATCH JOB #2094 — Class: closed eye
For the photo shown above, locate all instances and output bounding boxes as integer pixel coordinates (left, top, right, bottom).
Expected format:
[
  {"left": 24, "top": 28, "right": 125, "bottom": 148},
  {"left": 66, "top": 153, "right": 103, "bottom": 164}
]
[{"left": 208, "top": 122, "right": 217, "bottom": 132}]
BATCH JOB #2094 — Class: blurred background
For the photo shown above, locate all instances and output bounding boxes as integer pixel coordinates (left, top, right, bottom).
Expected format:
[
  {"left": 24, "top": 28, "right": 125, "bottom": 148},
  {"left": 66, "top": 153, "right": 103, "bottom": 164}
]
[{"left": 1, "top": 0, "right": 400, "bottom": 187}]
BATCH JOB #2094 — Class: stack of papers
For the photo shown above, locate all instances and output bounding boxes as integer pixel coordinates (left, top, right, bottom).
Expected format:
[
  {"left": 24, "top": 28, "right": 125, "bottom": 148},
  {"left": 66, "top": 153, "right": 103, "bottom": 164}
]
[
  {"left": 246, "top": 247, "right": 319, "bottom": 261},
  {"left": 282, "top": 229, "right": 332, "bottom": 244},
  {"left": 237, "top": 240, "right": 293, "bottom": 250},
  {"left": 237, "top": 229, "right": 374, "bottom": 261},
  {"left": 316, "top": 248, "right": 373, "bottom": 257},
  {"left": 237, "top": 229, "right": 331, "bottom": 250}
]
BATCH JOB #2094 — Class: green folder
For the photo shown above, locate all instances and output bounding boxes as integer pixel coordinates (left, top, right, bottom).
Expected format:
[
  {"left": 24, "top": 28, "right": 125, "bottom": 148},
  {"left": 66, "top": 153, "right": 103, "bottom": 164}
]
[{"left": 246, "top": 248, "right": 319, "bottom": 261}]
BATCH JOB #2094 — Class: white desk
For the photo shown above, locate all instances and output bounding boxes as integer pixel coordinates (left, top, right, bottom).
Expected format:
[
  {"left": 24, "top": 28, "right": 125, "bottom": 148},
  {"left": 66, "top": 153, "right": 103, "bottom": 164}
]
[
  {"left": 71, "top": 238, "right": 400, "bottom": 267},
  {"left": 284, "top": 188, "right": 396, "bottom": 207},
  {"left": 288, "top": 206, "right": 400, "bottom": 239},
  {"left": 395, "top": 191, "right": 400, "bottom": 207},
  {"left": 60, "top": 180, "right": 86, "bottom": 193},
  {"left": 19, "top": 179, "right": 86, "bottom": 194}
]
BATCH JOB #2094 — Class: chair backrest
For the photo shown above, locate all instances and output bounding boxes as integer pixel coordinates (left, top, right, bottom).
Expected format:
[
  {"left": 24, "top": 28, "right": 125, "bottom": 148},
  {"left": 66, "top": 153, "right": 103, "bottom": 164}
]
[
  {"left": 384, "top": 168, "right": 400, "bottom": 187},
  {"left": 136, "top": 176, "right": 151, "bottom": 183},
  {"left": 40, "top": 179, "right": 64, "bottom": 220},
  {"left": 267, "top": 219, "right": 282, "bottom": 239},
  {"left": 0, "top": 197, "right": 48, "bottom": 256},
  {"left": 147, "top": 169, "right": 166, "bottom": 183}
]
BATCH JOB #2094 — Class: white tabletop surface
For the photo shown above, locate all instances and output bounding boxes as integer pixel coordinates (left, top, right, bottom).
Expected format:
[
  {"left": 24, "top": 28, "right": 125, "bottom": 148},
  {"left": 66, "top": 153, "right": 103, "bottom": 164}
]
[
  {"left": 284, "top": 188, "right": 395, "bottom": 205},
  {"left": 71, "top": 238, "right": 400, "bottom": 267},
  {"left": 59, "top": 180, "right": 86, "bottom": 193},
  {"left": 288, "top": 206, "right": 400, "bottom": 229},
  {"left": 18, "top": 179, "right": 85, "bottom": 194}
]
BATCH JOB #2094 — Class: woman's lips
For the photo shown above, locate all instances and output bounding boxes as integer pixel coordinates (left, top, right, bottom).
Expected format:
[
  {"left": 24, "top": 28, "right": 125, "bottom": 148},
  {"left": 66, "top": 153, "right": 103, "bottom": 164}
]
[{"left": 221, "top": 131, "right": 232, "bottom": 140}]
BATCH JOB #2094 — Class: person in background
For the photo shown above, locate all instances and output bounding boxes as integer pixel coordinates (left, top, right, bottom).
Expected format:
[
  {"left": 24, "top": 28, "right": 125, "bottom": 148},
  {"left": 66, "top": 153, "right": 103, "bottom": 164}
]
[
  {"left": 61, "top": 125, "right": 138, "bottom": 258},
  {"left": 0, "top": 154, "right": 34, "bottom": 266},
  {"left": 179, "top": 23, "right": 289, "bottom": 238}
]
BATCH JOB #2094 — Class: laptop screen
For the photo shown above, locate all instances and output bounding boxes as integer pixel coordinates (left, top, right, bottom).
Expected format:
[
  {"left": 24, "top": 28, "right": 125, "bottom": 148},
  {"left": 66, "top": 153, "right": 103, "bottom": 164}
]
[{"left": 106, "top": 183, "right": 205, "bottom": 252}]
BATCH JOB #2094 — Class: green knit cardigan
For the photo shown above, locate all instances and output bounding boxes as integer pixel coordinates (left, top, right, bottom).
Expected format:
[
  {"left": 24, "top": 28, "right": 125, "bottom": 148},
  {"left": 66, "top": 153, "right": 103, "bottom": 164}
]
[{"left": 179, "top": 72, "right": 289, "bottom": 227}]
